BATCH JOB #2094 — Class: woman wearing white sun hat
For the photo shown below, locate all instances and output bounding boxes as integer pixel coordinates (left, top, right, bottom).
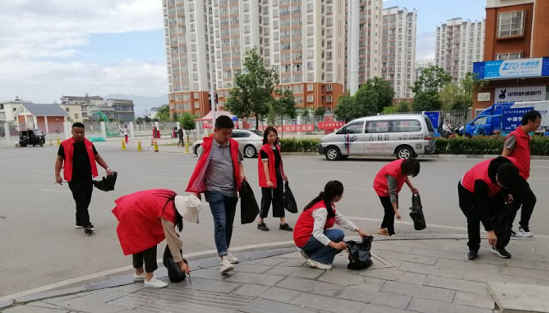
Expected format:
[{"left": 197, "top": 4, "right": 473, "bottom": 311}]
[{"left": 112, "top": 189, "right": 200, "bottom": 288}]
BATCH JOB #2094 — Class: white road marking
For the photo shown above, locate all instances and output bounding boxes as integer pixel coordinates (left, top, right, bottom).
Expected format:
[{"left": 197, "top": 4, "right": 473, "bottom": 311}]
[
  {"left": 140, "top": 176, "right": 186, "bottom": 180},
  {"left": 34, "top": 170, "right": 53, "bottom": 173},
  {"left": 41, "top": 189, "right": 70, "bottom": 193}
]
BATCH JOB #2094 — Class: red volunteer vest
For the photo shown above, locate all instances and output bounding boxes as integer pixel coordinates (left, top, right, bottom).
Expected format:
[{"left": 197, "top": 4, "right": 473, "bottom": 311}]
[
  {"left": 112, "top": 189, "right": 177, "bottom": 255},
  {"left": 61, "top": 138, "right": 98, "bottom": 182},
  {"left": 506, "top": 127, "right": 530, "bottom": 179},
  {"left": 460, "top": 157, "right": 516, "bottom": 197},
  {"left": 293, "top": 200, "right": 337, "bottom": 247},
  {"left": 373, "top": 159, "right": 407, "bottom": 197},
  {"left": 186, "top": 136, "right": 242, "bottom": 193},
  {"left": 258, "top": 144, "right": 283, "bottom": 188}
]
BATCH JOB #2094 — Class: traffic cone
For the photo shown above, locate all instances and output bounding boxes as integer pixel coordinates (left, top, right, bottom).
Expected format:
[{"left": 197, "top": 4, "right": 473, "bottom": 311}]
[
  {"left": 121, "top": 139, "right": 126, "bottom": 150},
  {"left": 56, "top": 138, "right": 60, "bottom": 146},
  {"left": 154, "top": 140, "right": 159, "bottom": 152},
  {"left": 49, "top": 139, "right": 53, "bottom": 146},
  {"left": 137, "top": 141, "right": 142, "bottom": 152},
  {"left": 185, "top": 141, "right": 190, "bottom": 154}
]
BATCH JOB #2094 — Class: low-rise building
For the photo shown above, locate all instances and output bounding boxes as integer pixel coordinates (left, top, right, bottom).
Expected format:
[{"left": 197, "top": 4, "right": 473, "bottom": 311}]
[{"left": 13, "top": 103, "right": 68, "bottom": 133}]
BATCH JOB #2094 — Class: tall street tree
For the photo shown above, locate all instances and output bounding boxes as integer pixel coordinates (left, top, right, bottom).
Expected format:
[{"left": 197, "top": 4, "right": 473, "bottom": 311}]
[
  {"left": 411, "top": 66, "right": 452, "bottom": 94},
  {"left": 179, "top": 113, "right": 196, "bottom": 144},
  {"left": 334, "top": 77, "right": 394, "bottom": 122},
  {"left": 225, "top": 48, "right": 279, "bottom": 129},
  {"left": 155, "top": 104, "right": 171, "bottom": 122}
]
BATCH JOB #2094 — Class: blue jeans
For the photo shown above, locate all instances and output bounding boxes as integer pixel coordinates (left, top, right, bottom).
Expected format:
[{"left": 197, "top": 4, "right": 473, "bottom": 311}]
[
  {"left": 301, "top": 229, "right": 345, "bottom": 264},
  {"left": 205, "top": 191, "right": 238, "bottom": 256}
]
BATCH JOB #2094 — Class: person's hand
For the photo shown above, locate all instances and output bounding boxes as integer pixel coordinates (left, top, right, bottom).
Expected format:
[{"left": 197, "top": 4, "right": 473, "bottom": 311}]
[
  {"left": 505, "top": 194, "right": 513, "bottom": 204},
  {"left": 332, "top": 241, "right": 348, "bottom": 250},
  {"left": 106, "top": 168, "right": 113, "bottom": 176},
  {"left": 194, "top": 193, "right": 202, "bottom": 201},
  {"left": 267, "top": 181, "right": 274, "bottom": 187},
  {"left": 55, "top": 175, "right": 63, "bottom": 185},
  {"left": 240, "top": 173, "right": 246, "bottom": 182},
  {"left": 487, "top": 230, "right": 498, "bottom": 247},
  {"left": 180, "top": 262, "right": 190, "bottom": 275},
  {"left": 283, "top": 175, "right": 288, "bottom": 182},
  {"left": 395, "top": 210, "right": 402, "bottom": 220},
  {"left": 357, "top": 229, "right": 370, "bottom": 239},
  {"left": 410, "top": 186, "right": 419, "bottom": 194}
]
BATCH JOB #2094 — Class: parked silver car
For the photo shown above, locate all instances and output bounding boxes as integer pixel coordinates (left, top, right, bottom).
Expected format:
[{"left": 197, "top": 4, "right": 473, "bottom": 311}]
[{"left": 192, "top": 129, "right": 264, "bottom": 158}]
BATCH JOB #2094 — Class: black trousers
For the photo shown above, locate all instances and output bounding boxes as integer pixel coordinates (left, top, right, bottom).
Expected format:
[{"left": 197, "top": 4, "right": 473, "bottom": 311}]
[
  {"left": 379, "top": 196, "right": 397, "bottom": 235},
  {"left": 508, "top": 177, "right": 536, "bottom": 230},
  {"left": 458, "top": 182, "right": 506, "bottom": 251},
  {"left": 260, "top": 173, "right": 284, "bottom": 219},
  {"left": 132, "top": 245, "right": 158, "bottom": 273},
  {"left": 68, "top": 180, "right": 93, "bottom": 226}
]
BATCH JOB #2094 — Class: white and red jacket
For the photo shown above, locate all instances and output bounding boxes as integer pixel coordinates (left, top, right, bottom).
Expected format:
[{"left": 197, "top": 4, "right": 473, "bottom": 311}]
[{"left": 60, "top": 138, "right": 98, "bottom": 182}]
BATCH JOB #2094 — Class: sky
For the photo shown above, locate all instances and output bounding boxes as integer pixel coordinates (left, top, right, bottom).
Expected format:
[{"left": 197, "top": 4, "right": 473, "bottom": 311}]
[{"left": 0, "top": 0, "right": 487, "bottom": 104}]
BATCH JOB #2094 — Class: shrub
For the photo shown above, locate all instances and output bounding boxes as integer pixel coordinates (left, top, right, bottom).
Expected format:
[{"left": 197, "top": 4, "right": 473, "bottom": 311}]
[
  {"left": 280, "top": 139, "right": 319, "bottom": 152},
  {"left": 435, "top": 136, "right": 549, "bottom": 155}
]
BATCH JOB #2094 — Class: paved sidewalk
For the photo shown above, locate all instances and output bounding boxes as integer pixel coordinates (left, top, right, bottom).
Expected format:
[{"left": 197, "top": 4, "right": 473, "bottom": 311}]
[{"left": 2, "top": 234, "right": 549, "bottom": 313}]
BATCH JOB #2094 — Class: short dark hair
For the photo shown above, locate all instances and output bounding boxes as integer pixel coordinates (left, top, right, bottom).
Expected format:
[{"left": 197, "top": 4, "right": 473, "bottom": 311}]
[
  {"left": 215, "top": 115, "right": 234, "bottom": 129},
  {"left": 263, "top": 126, "right": 278, "bottom": 144},
  {"left": 497, "top": 164, "right": 519, "bottom": 188},
  {"left": 401, "top": 158, "right": 420, "bottom": 177},
  {"left": 521, "top": 110, "right": 542, "bottom": 125},
  {"left": 72, "top": 122, "right": 85, "bottom": 129}
]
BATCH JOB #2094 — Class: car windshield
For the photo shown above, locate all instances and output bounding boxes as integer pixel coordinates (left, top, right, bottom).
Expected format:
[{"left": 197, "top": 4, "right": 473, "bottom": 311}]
[
  {"left": 32, "top": 130, "right": 44, "bottom": 135},
  {"left": 250, "top": 130, "right": 263, "bottom": 137}
]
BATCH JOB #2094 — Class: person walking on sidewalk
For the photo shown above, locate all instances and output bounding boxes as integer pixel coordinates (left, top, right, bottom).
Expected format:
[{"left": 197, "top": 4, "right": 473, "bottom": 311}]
[
  {"left": 458, "top": 157, "right": 519, "bottom": 261},
  {"left": 257, "top": 126, "right": 293, "bottom": 232},
  {"left": 186, "top": 116, "right": 246, "bottom": 274},
  {"left": 502, "top": 110, "right": 541, "bottom": 238},
  {"left": 294, "top": 180, "right": 370, "bottom": 270},
  {"left": 177, "top": 127, "right": 184, "bottom": 147},
  {"left": 112, "top": 189, "right": 197, "bottom": 288},
  {"left": 124, "top": 125, "right": 128, "bottom": 144},
  {"left": 373, "top": 159, "right": 420, "bottom": 236},
  {"left": 54, "top": 122, "right": 113, "bottom": 235}
]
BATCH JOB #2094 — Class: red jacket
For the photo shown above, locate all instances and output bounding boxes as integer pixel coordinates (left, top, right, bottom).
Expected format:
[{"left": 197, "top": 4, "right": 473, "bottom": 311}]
[
  {"left": 293, "top": 200, "right": 336, "bottom": 247},
  {"left": 506, "top": 127, "right": 530, "bottom": 179},
  {"left": 112, "top": 189, "right": 177, "bottom": 255},
  {"left": 186, "top": 136, "right": 242, "bottom": 193},
  {"left": 461, "top": 157, "right": 517, "bottom": 197},
  {"left": 373, "top": 159, "right": 406, "bottom": 197},
  {"left": 258, "top": 144, "right": 283, "bottom": 188},
  {"left": 61, "top": 138, "right": 98, "bottom": 182}
]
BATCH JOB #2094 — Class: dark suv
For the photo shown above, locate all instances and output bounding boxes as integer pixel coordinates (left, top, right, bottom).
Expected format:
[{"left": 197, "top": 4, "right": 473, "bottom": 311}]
[{"left": 19, "top": 129, "right": 46, "bottom": 147}]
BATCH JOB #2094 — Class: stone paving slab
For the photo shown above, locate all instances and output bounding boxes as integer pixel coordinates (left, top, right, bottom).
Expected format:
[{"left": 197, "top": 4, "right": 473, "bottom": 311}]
[{"left": 489, "top": 282, "right": 549, "bottom": 313}]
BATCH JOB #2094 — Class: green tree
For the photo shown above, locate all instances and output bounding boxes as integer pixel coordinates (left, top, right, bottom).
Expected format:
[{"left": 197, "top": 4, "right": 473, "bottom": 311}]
[
  {"left": 314, "top": 106, "right": 326, "bottom": 117},
  {"left": 382, "top": 106, "right": 398, "bottom": 114},
  {"left": 272, "top": 88, "right": 297, "bottom": 121},
  {"left": 412, "top": 91, "right": 442, "bottom": 111},
  {"left": 396, "top": 101, "right": 411, "bottom": 113},
  {"left": 411, "top": 66, "right": 452, "bottom": 94},
  {"left": 439, "top": 72, "right": 488, "bottom": 110},
  {"left": 179, "top": 113, "right": 196, "bottom": 144},
  {"left": 334, "top": 77, "right": 394, "bottom": 121},
  {"left": 155, "top": 104, "right": 171, "bottom": 122},
  {"left": 225, "top": 48, "right": 279, "bottom": 129},
  {"left": 460, "top": 72, "right": 488, "bottom": 107},
  {"left": 334, "top": 95, "right": 359, "bottom": 122}
]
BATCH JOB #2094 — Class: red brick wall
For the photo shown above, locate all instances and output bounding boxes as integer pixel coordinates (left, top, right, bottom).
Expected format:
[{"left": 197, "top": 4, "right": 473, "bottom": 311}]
[{"left": 531, "top": 0, "right": 549, "bottom": 58}]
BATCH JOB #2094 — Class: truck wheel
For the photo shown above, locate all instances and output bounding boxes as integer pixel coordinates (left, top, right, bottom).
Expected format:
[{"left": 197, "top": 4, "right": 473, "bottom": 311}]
[
  {"left": 325, "top": 146, "right": 341, "bottom": 161},
  {"left": 395, "top": 146, "right": 414, "bottom": 159}
]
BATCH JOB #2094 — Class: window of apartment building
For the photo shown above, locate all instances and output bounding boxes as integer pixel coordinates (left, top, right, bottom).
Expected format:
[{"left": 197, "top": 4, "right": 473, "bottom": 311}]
[
  {"left": 307, "top": 61, "right": 314, "bottom": 70},
  {"left": 307, "top": 95, "right": 314, "bottom": 103},
  {"left": 307, "top": 73, "right": 314, "bottom": 81},
  {"left": 274, "top": 43, "right": 280, "bottom": 51},
  {"left": 65, "top": 108, "right": 70, "bottom": 112},
  {"left": 273, "top": 20, "right": 278, "bottom": 29},
  {"left": 243, "top": 3, "right": 249, "bottom": 11},
  {"left": 244, "top": 14, "right": 250, "bottom": 23},
  {"left": 326, "top": 73, "right": 333, "bottom": 82},
  {"left": 497, "top": 11, "right": 525, "bottom": 38},
  {"left": 293, "top": 74, "right": 302, "bottom": 82},
  {"left": 307, "top": 26, "right": 314, "bottom": 36},
  {"left": 245, "top": 36, "right": 251, "bottom": 44},
  {"left": 244, "top": 25, "right": 250, "bottom": 33},
  {"left": 307, "top": 84, "right": 314, "bottom": 92},
  {"left": 274, "top": 54, "right": 280, "bottom": 62},
  {"left": 496, "top": 52, "right": 523, "bottom": 60},
  {"left": 193, "top": 83, "right": 199, "bottom": 90},
  {"left": 194, "top": 101, "right": 200, "bottom": 109},
  {"left": 274, "top": 31, "right": 279, "bottom": 39},
  {"left": 307, "top": 38, "right": 314, "bottom": 47},
  {"left": 307, "top": 15, "right": 314, "bottom": 24},
  {"left": 326, "top": 96, "right": 333, "bottom": 103},
  {"left": 326, "top": 40, "right": 332, "bottom": 49},
  {"left": 307, "top": 3, "right": 313, "bottom": 12}
]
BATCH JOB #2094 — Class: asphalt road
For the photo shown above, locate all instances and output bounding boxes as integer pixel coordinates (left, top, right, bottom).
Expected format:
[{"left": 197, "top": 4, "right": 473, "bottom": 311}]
[{"left": 1, "top": 142, "right": 548, "bottom": 296}]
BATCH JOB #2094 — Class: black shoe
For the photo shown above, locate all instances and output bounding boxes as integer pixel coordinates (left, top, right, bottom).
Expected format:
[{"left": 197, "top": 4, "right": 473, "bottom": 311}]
[
  {"left": 257, "top": 223, "right": 269, "bottom": 231},
  {"left": 84, "top": 224, "right": 95, "bottom": 235},
  {"left": 511, "top": 230, "right": 517, "bottom": 237},
  {"left": 279, "top": 223, "right": 293, "bottom": 231},
  {"left": 466, "top": 250, "right": 479, "bottom": 261},
  {"left": 491, "top": 246, "right": 511, "bottom": 259}
]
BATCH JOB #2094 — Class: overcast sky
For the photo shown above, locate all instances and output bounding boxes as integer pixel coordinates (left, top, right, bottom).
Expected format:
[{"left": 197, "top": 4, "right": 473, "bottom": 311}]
[{"left": 0, "top": 0, "right": 486, "bottom": 104}]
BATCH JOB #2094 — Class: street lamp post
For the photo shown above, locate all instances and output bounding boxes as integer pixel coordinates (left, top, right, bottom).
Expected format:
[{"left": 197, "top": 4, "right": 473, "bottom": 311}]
[{"left": 56, "top": 118, "right": 59, "bottom": 133}]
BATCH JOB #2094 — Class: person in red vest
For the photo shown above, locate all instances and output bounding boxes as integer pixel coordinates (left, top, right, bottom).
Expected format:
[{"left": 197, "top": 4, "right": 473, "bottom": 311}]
[
  {"left": 373, "top": 159, "right": 420, "bottom": 236},
  {"left": 112, "top": 189, "right": 198, "bottom": 288},
  {"left": 502, "top": 110, "right": 541, "bottom": 238},
  {"left": 186, "top": 116, "right": 246, "bottom": 274},
  {"left": 257, "top": 126, "right": 293, "bottom": 232},
  {"left": 294, "top": 181, "right": 370, "bottom": 270},
  {"left": 54, "top": 122, "right": 112, "bottom": 235},
  {"left": 458, "top": 157, "right": 519, "bottom": 260}
]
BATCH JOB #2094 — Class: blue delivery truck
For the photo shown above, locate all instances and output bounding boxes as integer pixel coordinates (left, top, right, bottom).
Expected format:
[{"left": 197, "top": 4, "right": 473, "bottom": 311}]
[{"left": 465, "top": 101, "right": 549, "bottom": 137}]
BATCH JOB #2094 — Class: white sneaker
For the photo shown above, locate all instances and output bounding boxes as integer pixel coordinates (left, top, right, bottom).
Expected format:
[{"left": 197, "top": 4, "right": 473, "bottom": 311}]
[
  {"left": 219, "top": 256, "right": 234, "bottom": 273},
  {"left": 144, "top": 276, "right": 167, "bottom": 288},
  {"left": 227, "top": 251, "right": 239, "bottom": 264},
  {"left": 133, "top": 272, "right": 146, "bottom": 282},
  {"left": 306, "top": 259, "right": 332, "bottom": 270},
  {"left": 517, "top": 227, "right": 533, "bottom": 238}
]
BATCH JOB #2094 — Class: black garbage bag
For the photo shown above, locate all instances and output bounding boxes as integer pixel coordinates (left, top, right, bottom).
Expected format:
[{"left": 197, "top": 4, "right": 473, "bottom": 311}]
[
  {"left": 346, "top": 235, "right": 374, "bottom": 270},
  {"left": 240, "top": 180, "right": 259, "bottom": 224},
  {"left": 409, "top": 193, "right": 426, "bottom": 230},
  {"left": 163, "top": 246, "right": 187, "bottom": 283},
  {"left": 283, "top": 181, "right": 298, "bottom": 213},
  {"left": 492, "top": 203, "right": 513, "bottom": 248},
  {"left": 92, "top": 171, "right": 118, "bottom": 191}
]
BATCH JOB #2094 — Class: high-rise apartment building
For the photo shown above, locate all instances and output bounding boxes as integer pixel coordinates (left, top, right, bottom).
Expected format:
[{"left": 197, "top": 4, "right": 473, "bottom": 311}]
[
  {"left": 345, "top": 0, "right": 383, "bottom": 93},
  {"left": 164, "top": 0, "right": 347, "bottom": 117},
  {"left": 381, "top": 6, "right": 416, "bottom": 100},
  {"left": 435, "top": 18, "right": 485, "bottom": 82}
]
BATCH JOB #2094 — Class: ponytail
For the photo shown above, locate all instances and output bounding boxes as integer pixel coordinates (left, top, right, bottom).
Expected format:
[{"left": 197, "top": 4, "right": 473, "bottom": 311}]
[{"left": 303, "top": 181, "right": 344, "bottom": 217}]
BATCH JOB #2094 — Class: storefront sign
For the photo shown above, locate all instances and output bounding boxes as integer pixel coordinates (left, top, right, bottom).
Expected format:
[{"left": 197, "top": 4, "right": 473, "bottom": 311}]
[
  {"left": 477, "top": 92, "right": 491, "bottom": 102},
  {"left": 495, "top": 86, "right": 547, "bottom": 103}
]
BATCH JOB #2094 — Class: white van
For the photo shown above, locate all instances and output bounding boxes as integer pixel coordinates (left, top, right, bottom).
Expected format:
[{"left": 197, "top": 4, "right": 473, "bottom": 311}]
[{"left": 318, "top": 114, "right": 435, "bottom": 160}]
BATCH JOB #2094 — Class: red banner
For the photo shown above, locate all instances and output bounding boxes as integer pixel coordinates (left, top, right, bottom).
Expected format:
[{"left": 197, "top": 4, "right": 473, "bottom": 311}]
[
  {"left": 257, "top": 124, "right": 315, "bottom": 132},
  {"left": 317, "top": 121, "right": 344, "bottom": 130}
]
